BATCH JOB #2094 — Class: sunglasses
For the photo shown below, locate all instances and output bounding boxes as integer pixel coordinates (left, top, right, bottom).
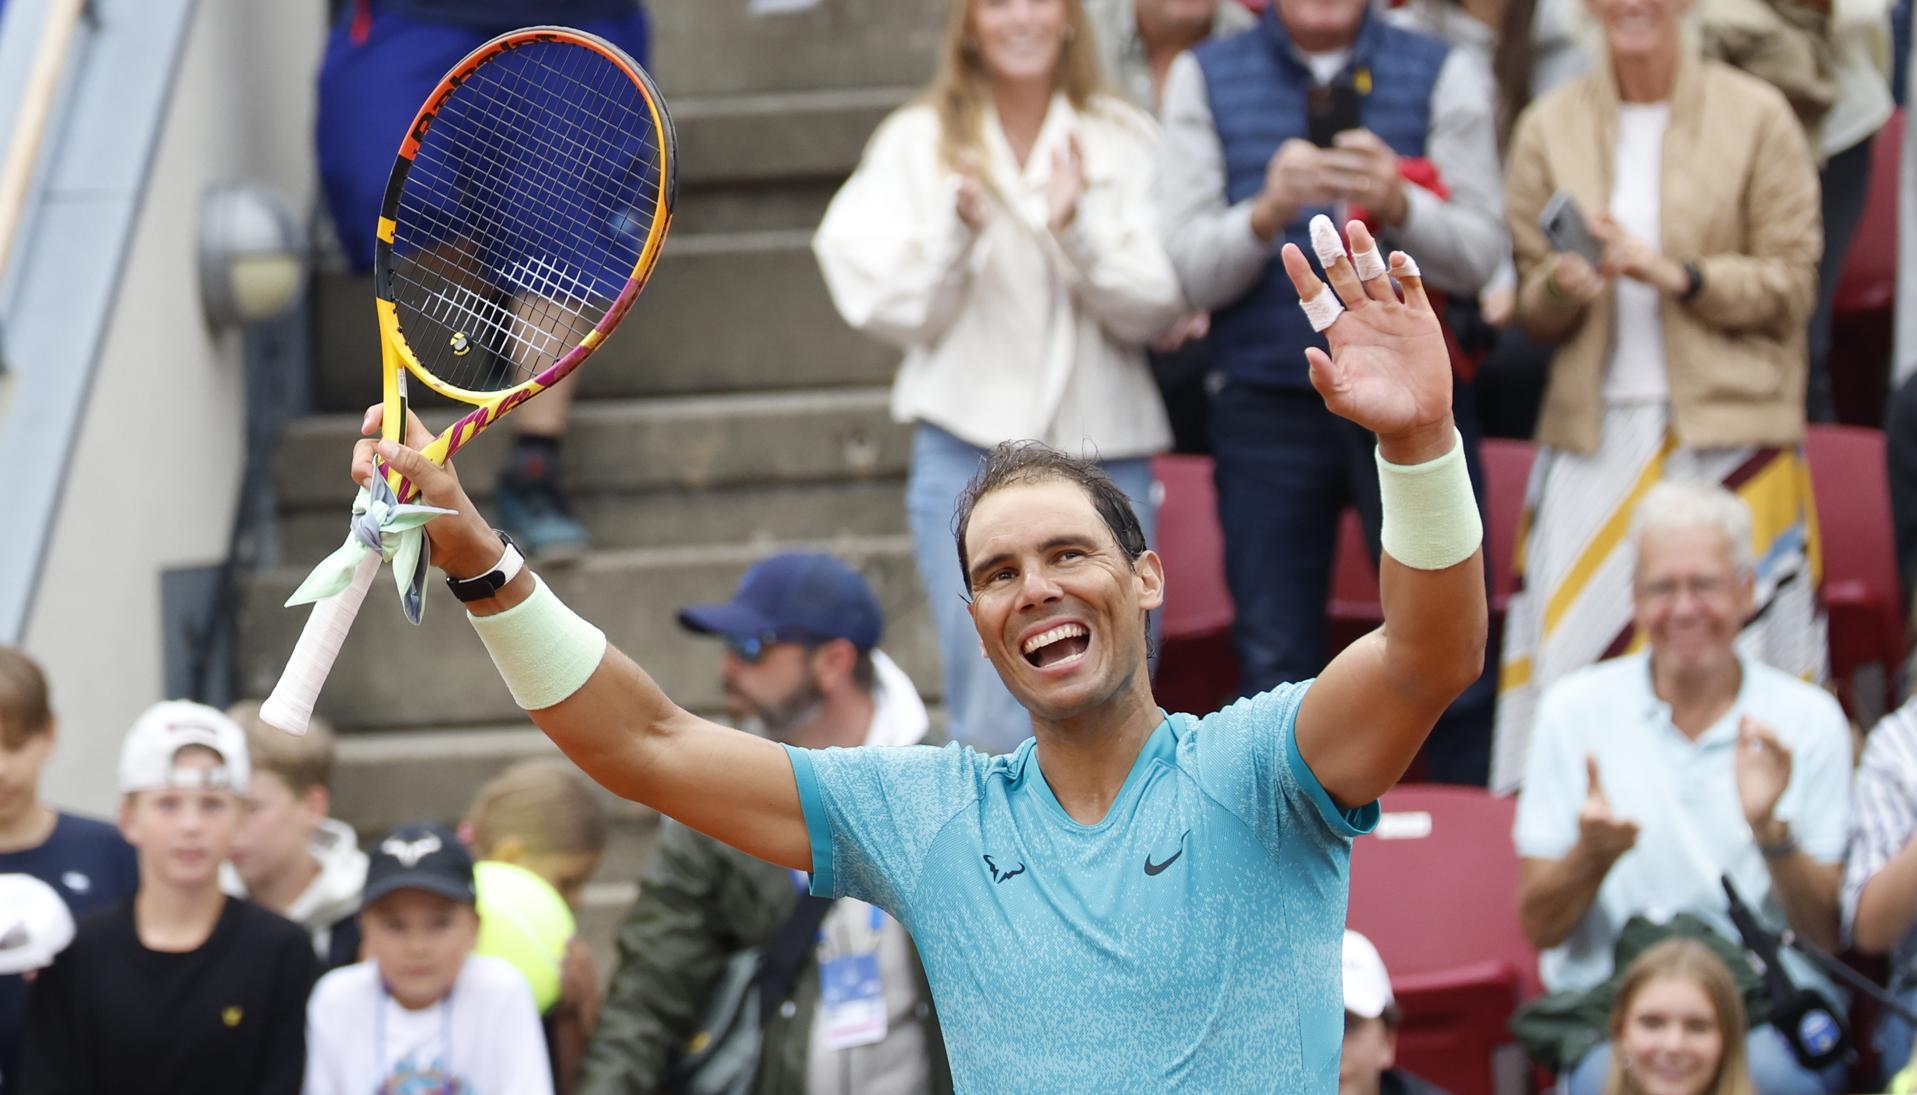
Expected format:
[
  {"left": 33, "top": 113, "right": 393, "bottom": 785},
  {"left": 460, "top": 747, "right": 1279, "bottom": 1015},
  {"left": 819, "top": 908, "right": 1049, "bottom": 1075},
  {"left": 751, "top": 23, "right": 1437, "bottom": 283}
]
[{"left": 723, "top": 630, "right": 828, "bottom": 663}]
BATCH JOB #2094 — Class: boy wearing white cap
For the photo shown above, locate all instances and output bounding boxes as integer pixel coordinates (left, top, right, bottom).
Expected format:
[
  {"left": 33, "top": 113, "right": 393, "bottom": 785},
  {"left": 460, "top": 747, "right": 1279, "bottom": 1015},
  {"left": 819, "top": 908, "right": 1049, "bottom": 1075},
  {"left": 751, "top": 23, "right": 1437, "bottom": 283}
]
[
  {"left": 17, "top": 701, "right": 317, "bottom": 1095},
  {"left": 1341, "top": 931, "right": 1455, "bottom": 1095}
]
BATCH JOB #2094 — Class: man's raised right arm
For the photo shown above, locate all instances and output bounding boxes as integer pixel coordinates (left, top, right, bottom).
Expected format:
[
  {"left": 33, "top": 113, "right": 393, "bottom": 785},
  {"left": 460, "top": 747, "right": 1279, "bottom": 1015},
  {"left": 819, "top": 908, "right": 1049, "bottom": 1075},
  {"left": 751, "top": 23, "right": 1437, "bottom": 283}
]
[{"left": 356, "top": 409, "right": 812, "bottom": 873}]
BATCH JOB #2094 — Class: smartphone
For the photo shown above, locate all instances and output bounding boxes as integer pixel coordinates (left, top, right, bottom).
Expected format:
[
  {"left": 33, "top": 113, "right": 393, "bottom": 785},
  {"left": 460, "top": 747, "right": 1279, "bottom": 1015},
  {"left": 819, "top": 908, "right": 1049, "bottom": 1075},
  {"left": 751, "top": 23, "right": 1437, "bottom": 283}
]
[
  {"left": 1539, "top": 191, "right": 1603, "bottom": 265},
  {"left": 1306, "top": 81, "right": 1364, "bottom": 148}
]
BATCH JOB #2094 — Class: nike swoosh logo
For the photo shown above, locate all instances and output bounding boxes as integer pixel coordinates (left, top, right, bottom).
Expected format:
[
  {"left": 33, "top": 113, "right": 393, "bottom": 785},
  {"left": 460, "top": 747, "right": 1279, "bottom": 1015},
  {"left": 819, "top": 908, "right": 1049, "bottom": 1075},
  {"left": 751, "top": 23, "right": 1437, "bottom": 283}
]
[{"left": 1144, "top": 830, "right": 1191, "bottom": 876}]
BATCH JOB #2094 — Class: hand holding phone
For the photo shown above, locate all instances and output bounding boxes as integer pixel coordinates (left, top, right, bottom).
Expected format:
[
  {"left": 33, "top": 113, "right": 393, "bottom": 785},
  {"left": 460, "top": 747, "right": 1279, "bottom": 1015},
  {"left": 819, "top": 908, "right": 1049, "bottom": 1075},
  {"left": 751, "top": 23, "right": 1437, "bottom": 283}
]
[
  {"left": 1539, "top": 191, "right": 1602, "bottom": 265},
  {"left": 1306, "top": 80, "right": 1364, "bottom": 148}
]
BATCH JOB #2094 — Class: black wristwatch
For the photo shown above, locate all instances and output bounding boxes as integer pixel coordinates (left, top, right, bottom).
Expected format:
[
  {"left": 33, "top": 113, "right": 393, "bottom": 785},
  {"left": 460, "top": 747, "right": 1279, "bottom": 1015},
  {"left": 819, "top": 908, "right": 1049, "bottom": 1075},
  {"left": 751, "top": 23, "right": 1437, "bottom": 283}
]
[
  {"left": 1679, "top": 261, "right": 1704, "bottom": 303},
  {"left": 445, "top": 530, "right": 526, "bottom": 603}
]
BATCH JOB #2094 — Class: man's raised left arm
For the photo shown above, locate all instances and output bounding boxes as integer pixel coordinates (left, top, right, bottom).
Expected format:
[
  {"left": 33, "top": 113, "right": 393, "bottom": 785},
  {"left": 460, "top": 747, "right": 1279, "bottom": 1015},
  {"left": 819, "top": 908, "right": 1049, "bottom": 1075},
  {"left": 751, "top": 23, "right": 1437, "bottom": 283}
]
[{"left": 1283, "top": 219, "right": 1489, "bottom": 809}]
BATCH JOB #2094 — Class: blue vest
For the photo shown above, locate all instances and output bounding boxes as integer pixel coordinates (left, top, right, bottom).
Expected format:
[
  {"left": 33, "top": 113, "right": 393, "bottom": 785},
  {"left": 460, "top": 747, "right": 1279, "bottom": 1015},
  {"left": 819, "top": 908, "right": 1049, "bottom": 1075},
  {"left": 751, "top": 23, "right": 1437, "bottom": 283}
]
[{"left": 1193, "top": 10, "right": 1451, "bottom": 389}]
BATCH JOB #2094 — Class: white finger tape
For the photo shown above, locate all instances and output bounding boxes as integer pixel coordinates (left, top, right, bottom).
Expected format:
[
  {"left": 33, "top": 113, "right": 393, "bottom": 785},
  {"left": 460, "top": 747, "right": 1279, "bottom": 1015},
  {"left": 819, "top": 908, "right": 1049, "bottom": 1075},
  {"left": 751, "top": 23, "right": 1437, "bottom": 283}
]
[
  {"left": 1351, "top": 248, "right": 1388, "bottom": 281},
  {"left": 1300, "top": 291, "right": 1345, "bottom": 332},
  {"left": 1395, "top": 254, "right": 1422, "bottom": 279},
  {"left": 1309, "top": 214, "right": 1345, "bottom": 268}
]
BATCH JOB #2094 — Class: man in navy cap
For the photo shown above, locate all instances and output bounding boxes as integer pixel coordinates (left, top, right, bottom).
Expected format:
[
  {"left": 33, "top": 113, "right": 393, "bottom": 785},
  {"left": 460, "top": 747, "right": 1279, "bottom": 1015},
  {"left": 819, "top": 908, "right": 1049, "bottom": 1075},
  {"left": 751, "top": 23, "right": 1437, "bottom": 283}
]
[{"left": 578, "top": 553, "right": 951, "bottom": 1094}]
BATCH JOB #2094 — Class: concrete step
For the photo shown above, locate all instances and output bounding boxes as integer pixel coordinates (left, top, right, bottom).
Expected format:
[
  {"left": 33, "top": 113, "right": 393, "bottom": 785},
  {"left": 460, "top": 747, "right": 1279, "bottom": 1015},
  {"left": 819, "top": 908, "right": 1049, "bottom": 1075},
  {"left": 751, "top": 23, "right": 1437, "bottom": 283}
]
[
  {"left": 310, "top": 234, "right": 893, "bottom": 414},
  {"left": 234, "top": 534, "right": 937, "bottom": 730},
  {"left": 648, "top": 0, "right": 941, "bottom": 98},
  {"left": 673, "top": 87, "right": 906, "bottom": 190},
  {"left": 274, "top": 387, "right": 910, "bottom": 513},
  {"left": 333, "top": 730, "right": 652, "bottom": 891},
  {"left": 277, "top": 476, "right": 909, "bottom": 563}
]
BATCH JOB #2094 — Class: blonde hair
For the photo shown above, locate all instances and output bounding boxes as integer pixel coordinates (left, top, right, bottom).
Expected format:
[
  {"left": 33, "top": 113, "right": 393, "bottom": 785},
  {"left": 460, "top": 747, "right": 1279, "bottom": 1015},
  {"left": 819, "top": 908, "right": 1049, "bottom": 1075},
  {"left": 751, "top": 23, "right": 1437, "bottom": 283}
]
[
  {"left": 1604, "top": 939, "right": 1754, "bottom": 1095},
  {"left": 226, "top": 699, "right": 337, "bottom": 795},
  {"left": 0, "top": 646, "right": 52, "bottom": 749},
  {"left": 466, "top": 758, "right": 607, "bottom": 859},
  {"left": 923, "top": 0, "right": 1109, "bottom": 174}
]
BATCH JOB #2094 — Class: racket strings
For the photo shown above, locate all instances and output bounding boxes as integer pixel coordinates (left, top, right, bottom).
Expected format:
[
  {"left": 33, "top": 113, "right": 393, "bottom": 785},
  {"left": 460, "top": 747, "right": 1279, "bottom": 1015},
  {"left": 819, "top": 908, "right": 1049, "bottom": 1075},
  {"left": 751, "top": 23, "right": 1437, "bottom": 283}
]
[{"left": 387, "top": 38, "right": 665, "bottom": 393}]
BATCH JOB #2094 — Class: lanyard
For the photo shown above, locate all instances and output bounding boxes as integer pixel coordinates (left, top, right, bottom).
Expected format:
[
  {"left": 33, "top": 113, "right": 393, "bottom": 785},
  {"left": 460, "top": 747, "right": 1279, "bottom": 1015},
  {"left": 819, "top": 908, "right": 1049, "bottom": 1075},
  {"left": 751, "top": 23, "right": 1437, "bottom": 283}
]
[{"left": 375, "top": 977, "right": 456, "bottom": 1095}]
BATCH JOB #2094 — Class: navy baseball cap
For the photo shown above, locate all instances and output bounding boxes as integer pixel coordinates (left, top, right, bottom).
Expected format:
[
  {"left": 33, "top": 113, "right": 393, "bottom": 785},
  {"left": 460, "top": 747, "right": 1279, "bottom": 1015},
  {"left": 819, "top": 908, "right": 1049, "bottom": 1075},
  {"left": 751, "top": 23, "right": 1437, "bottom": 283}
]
[
  {"left": 363, "top": 822, "right": 477, "bottom": 908},
  {"left": 678, "top": 553, "right": 883, "bottom": 653}
]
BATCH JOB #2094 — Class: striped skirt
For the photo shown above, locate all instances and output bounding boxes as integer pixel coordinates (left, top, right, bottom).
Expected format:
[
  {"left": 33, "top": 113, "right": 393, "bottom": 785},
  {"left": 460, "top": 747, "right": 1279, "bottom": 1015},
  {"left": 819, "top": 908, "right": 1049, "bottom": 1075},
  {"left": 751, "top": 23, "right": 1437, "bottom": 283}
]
[{"left": 1490, "top": 402, "right": 1827, "bottom": 792}]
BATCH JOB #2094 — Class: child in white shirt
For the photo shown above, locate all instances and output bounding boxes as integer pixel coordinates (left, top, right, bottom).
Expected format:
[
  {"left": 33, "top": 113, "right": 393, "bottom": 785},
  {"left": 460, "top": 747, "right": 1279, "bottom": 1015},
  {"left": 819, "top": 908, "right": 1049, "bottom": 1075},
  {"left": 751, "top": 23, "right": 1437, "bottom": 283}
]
[{"left": 303, "top": 822, "right": 551, "bottom": 1095}]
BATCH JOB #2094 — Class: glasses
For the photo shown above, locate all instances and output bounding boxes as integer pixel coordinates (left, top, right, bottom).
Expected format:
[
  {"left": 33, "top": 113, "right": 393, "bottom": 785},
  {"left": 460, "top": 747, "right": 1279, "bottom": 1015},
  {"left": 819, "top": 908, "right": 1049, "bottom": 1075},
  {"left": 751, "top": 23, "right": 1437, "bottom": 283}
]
[
  {"left": 1636, "top": 574, "right": 1737, "bottom": 602},
  {"left": 723, "top": 631, "right": 826, "bottom": 663}
]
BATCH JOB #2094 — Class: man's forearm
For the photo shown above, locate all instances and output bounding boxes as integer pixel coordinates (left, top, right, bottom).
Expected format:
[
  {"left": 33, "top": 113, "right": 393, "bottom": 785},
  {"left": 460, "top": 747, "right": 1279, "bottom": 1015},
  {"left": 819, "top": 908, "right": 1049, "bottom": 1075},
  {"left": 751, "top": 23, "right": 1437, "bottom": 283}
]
[
  {"left": 1853, "top": 836, "right": 1917, "bottom": 953},
  {"left": 1767, "top": 850, "right": 1843, "bottom": 952},
  {"left": 1519, "top": 848, "right": 1613, "bottom": 949}
]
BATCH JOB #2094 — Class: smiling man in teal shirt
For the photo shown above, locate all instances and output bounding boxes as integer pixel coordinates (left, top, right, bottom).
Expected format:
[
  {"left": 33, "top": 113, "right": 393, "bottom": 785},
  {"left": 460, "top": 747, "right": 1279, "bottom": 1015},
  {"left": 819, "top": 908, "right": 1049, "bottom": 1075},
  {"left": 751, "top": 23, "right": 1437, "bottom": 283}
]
[{"left": 359, "top": 220, "right": 1487, "bottom": 1092}]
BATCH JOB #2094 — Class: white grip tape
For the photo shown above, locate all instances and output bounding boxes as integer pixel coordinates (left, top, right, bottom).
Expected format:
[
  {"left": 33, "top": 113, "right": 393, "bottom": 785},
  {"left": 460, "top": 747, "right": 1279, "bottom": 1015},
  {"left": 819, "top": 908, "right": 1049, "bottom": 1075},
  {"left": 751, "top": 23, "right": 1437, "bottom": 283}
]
[
  {"left": 260, "top": 550, "right": 381, "bottom": 736},
  {"left": 468, "top": 576, "right": 608, "bottom": 710},
  {"left": 1300, "top": 291, "right": 1345, "bottom": 332},
  {"left": 1396, "top": 254, "right": 1421, "bottom": 279},
  {"left": 1377, "top": 429, "right": 1483, "bottom": 570},
  {"left": 1351, "top": 248, "right": 1388, "bottom": 281},
  {"left": 1308, "top": 214, "right": 1346, "bottom": 268}
]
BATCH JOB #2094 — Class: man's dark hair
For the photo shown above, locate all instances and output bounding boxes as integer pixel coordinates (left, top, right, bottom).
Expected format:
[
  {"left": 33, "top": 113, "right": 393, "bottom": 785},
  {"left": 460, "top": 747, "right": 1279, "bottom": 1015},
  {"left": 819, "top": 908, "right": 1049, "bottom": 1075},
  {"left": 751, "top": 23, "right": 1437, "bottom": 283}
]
[{"left": 952, "top": 441, "right": 1148, "bottom": 589}]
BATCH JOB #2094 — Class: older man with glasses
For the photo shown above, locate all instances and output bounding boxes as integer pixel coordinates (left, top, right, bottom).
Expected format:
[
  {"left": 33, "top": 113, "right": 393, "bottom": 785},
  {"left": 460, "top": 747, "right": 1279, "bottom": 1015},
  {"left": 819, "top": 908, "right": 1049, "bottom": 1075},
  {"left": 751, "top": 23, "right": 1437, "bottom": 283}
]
[
  {"left": 578, "top": 552, "right": 951, "bottom": 1095},
  {"left": 1511, "top": 480, "right": 1853, "bottom": 1095}
]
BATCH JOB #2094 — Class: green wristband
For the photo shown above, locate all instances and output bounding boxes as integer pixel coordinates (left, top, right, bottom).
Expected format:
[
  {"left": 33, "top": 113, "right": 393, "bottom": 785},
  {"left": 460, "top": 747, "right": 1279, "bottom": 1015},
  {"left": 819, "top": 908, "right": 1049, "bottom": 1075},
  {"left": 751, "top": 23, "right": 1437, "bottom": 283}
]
[
  {"left": 1376, "top": 429, "right": 1484, "bottom": 571},
  {"left": 467, "top": 576, "right": 608, "bottom": 710}
]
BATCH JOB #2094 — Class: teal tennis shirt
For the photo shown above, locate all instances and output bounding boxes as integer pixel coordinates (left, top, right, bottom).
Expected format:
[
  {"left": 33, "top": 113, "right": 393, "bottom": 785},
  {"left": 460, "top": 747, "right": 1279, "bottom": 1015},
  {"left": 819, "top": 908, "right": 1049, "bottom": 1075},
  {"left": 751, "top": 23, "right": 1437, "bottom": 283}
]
[{"left": 783, "top": 682, "right": 1379, "bottom": 1093}]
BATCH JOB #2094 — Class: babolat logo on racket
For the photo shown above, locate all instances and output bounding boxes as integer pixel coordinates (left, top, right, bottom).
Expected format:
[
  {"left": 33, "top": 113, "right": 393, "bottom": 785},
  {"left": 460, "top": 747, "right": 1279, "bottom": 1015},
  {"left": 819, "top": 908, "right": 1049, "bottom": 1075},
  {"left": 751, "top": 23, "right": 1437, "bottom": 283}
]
[{"left": 450, "top": 331, "right": 473, "bottom": 356}]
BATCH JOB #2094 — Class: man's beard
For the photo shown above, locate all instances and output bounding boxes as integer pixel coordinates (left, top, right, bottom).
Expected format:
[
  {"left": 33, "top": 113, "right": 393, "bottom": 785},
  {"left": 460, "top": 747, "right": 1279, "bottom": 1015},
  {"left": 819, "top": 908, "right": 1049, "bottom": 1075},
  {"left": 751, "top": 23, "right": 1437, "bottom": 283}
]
[{"left": 729, "top": 674, "right": 827, "bottom": 743}]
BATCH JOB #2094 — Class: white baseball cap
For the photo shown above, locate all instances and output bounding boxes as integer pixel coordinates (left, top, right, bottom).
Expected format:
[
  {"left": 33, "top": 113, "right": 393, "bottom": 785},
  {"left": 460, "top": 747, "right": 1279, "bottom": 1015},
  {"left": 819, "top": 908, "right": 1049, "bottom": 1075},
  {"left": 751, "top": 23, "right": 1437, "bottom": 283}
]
[
  {"left": 1343, "top": 930, "right": 1396, "bottom": 1019},
  {"left": 117, "top": 700, "right": 250, "bottom": 795},
  {"left": 0, "top": 875, "right": 77, "bottom": 975}
]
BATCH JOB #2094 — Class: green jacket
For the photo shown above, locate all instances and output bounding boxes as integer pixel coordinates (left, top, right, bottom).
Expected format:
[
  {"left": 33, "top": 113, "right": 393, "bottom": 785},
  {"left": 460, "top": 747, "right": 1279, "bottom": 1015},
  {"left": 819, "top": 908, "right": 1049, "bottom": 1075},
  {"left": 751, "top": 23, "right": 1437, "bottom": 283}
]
[{"left": 576, "top": 766, "right": 952, "bottom": 1094}]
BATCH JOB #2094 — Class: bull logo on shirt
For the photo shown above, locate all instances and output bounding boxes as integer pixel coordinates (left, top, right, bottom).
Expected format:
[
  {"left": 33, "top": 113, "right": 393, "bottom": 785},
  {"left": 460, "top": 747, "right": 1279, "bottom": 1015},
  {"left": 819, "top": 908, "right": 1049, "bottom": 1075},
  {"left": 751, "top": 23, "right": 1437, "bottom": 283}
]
[{"left": 982, "top": 854, "right": 1025, "bottom": 884}]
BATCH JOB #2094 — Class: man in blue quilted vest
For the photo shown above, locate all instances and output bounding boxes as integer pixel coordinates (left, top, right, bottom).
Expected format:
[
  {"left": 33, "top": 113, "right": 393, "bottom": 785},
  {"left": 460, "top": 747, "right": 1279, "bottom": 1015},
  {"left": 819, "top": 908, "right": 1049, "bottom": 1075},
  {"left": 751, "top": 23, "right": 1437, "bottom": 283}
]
[{"left": 1157, "top": 0, "right": 1504, "bottom": 777}]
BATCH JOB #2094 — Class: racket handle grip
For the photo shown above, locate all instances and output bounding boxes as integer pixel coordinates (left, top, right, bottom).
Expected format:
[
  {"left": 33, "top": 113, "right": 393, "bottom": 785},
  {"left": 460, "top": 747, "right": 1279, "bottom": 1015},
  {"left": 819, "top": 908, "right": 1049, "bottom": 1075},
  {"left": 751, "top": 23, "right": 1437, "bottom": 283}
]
[{"left": 260, "top": 551, "right": 381, "bottom": 736}]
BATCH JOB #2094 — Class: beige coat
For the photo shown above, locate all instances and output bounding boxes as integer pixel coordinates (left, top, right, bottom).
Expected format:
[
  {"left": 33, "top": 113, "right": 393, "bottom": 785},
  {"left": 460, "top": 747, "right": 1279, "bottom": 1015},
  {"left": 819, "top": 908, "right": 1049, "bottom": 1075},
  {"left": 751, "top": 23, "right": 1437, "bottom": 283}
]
[{"left": 1506, "top": 53, "right": 1822, "bottom": 455}]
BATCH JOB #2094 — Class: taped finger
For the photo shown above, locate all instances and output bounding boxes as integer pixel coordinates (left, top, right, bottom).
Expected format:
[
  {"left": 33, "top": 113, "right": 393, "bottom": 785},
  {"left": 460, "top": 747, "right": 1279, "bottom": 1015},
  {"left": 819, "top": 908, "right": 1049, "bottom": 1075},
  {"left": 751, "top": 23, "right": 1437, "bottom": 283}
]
[
  {"left": 1309, "top": 214, "right": 1368, "bottom": 309},
  {"left": 1309, "top": 214, "right": 1348, "bottom": 269},
  {"left": 1351, "top": 247, "right": 1388, "bottom": 281},
  {"left": 1389, "top": 251, "right": 1430, "bottom": 311},
  {"left": 1300, "top": 289, "right": 1345, "bottom": 333}
]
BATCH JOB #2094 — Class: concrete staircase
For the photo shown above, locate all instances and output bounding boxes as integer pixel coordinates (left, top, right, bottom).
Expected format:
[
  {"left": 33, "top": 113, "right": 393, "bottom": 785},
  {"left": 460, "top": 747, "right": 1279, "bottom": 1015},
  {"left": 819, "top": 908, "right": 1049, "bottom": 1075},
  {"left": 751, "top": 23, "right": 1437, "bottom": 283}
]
[{"left": 234, "top": 0, "right": 945, "bottom": 965}]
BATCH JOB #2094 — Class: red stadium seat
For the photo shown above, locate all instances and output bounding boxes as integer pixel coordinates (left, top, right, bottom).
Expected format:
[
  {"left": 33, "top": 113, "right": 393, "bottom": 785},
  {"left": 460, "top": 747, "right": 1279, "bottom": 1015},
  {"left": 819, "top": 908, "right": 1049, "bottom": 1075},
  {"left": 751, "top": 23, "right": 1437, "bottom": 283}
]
[
  {"left": 1392, "top": 962, "right": 1525, "bottom": 1095},
  {"left": 1804, "top": 424, "right": 1903, "bottom": 725},
  {"left": 1832, "top": 108, "right": 1902, "bottom": 318},
  {"left": 1481, "top": 438, "right": 1537, "bottom": 614},
  {"left": 1829, "top": 108, "right": 1902, "bottom": 424},
  {"left": 1349, "top": 784, "right": 1537, "bottom": 1095},
  {"left": 1152, "top": 455, "right": 1241, "bottom": 714}
]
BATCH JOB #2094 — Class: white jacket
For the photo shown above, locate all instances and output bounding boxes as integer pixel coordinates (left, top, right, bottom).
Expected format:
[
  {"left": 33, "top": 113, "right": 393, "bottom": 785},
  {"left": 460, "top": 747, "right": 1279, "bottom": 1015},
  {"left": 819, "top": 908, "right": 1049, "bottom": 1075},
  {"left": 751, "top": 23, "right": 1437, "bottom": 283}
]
[{"left": 814, "top": 93, "right": 1182, "bottom": 459}]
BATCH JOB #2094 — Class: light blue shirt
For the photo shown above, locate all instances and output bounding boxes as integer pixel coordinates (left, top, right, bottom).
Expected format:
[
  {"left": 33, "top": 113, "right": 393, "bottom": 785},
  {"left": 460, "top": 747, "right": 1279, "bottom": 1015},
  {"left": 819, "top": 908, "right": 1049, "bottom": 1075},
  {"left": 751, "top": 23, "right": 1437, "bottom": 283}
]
[
  {"left": 1513, "top": 653, "right": 1852, "bottom": 1002},
  {"left": 784, "top": 683, "right": 1377, "bottom": 1094}
]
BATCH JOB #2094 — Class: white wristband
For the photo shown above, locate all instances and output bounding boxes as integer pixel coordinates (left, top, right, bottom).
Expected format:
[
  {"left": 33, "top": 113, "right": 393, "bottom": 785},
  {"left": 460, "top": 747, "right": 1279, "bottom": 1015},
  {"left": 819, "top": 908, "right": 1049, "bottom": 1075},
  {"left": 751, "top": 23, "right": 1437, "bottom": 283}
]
[
  {"left": 467, "top": 576, "right": 608, "bottom": 709},
  {"left": 1376, "top": 429, "right": 1483, "bottom": 570}
]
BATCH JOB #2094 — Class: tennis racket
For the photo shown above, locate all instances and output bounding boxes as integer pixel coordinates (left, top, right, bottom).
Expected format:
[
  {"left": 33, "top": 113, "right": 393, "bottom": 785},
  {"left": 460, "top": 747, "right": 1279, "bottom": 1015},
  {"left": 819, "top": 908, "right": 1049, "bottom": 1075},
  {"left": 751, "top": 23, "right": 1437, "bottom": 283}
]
[{"left": 261, "top": 26, "right": 677, "bottom": 735}]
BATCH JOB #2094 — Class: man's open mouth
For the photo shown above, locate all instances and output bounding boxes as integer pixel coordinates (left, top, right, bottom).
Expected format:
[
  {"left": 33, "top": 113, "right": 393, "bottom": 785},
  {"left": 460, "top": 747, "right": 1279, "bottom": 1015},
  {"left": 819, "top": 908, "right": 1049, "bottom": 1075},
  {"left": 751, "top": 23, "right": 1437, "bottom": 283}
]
[{"left": 1022, "top": 622, "right": 1090, "bottom": 668}]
